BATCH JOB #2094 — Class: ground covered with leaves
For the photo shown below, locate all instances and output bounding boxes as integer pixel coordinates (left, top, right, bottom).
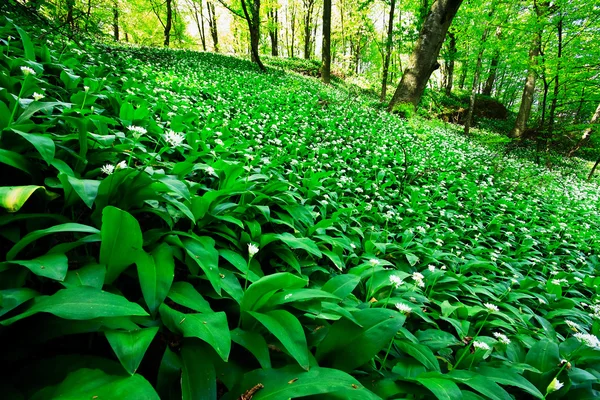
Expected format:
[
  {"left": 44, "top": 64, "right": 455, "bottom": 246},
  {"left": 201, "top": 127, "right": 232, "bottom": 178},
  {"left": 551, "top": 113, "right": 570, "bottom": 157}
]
[{"left": 1, "top": 15, "right": 600, "bottom": 400}]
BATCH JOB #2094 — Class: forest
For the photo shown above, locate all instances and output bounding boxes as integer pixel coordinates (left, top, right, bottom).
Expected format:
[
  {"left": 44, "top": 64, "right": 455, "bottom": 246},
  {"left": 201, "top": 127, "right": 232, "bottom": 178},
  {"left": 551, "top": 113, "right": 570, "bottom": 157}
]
[{"left": 0, "top": 0, "right": 600, "bottom": 399}]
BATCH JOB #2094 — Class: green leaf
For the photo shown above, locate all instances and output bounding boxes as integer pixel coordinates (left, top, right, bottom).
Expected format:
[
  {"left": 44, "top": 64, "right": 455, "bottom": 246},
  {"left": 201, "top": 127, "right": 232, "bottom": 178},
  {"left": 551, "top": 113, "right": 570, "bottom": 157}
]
[
  {"left": 181, "top": 342, "right": 217, "bottom": 400},
  {"left": 157, "top": 347, "right": 181, "bottom": 399},
  {"left": 0, "top": 185, "right": 58, "bottom": 213},
  {"left": 181, "top": 236, "right": 221, "bottom": 295},
  {"left": 159, "top": 304, "right": 231, "bottom": 361},
  {"left": 478, "top": 367, "right": 544, "bottom": 399},
  {"left": 106, "top": 327, "right": 159, "bottom": 375},
  {"left": 14, "top": 23, "right": 35, "bottom": 60},
  {"left": 30, "top": 368, "right": 159, "bottom": 400},
  {"left": 2, "top": 253, "right": 68, "bottom": 281},
  {"left": 240, "top": 272, "right": 307, "bottom": 312},
  {"left": 231, "top": 328, "right": 272, "bottom": 369},
  {"left": 321, "top": 274, "right": 361, "bottom": 298},
  {"left": 416, "top": 377, "right": 462, "bottom": 400},
  {"left": 66, "top": 175, "right": 101, "bottom": 208},
  {"left": 100, "top": 206, "right": 143, "bottom": 283},
  {"left": 0, "top": 148, "right": 35, "bottom": 176},
  {"left": 167, "top": 281, "right": 213, "bottom": 313},
  {"left": 525, "top": 339, "right": 560, "bottom": 373},
  {"left": 0, "top": 287, "right": 148, "bottom": 325},
  {"left": 137, "top": 244, "right": 175, "bottom": 316},
  {"left": 447, "top": 370, "right": 511, "bottom": 400},
  {"left": 316, "top": 308, "right": 405, "bottom": 372},
  {"left": 230, "top": 366, "right": 381, "bottom": 400},
  {"left": 16, "top": 101, "right": 70, "bottom": 124},
  {"left": 63, "top": 263, "right": 105, "bottom": 289},
  {"left": 7, "top": 223, "right": 100, "bottom": 260},
  {"left": 11, "top": 129, "right": 55, "bottom": 164},
  {"left": 0, "top": 288, "right": 39, "bottom": 317},
  {"left": 274, "top": 232, "right": 322, "bottom": 257},
  {"left": 269, "top": 288, "right": 341, "bottom": 306},
  {"left": 219, "top": 249, "right": 249, "bottom": 274},
  {"left": 394, "top": 340, "right": 441, "bottom": 372},
  {"left": 249, "top": 309, "right": 309, "bottom": 370}
]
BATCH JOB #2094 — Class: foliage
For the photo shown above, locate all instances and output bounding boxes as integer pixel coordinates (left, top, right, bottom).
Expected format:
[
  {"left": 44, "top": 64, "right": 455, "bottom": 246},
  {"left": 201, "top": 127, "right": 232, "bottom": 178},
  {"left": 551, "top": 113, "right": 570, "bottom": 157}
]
[{"left": 1, "top": 14, "right": 600, "bottom": 400}]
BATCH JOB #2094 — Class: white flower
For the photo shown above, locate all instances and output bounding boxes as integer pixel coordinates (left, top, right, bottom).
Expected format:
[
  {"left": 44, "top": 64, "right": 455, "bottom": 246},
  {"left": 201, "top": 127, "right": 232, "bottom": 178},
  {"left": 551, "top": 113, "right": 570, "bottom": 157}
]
[
  {"left": 389, "top": 275, "right": 404, "bottom": 288},
  {"left": 574, "top": 333, "right": 600, "bottom": 349},
  {"left": 20, "top": 66, "right": 36, "bottom": 76},
  {"left": 565, "top": 320, "right": 581, "bottom": 332},
  {"left": 32, "top": 92, "right": 43, "bottom": 101},
  {"left": 412, "top": 272, "right": 424, "bottom": 281},
  {"left": 284, "top": 294, "right": 292, "bottom": 300},
  {"left": 493, "top": 332, "right": 511, "bottom": 344},
  {"left": 248, "top": 243, "right": 259, "bottom": 257},
  {"left": 128, "top": 125, "right": 147, "bottom": 138},
  {"left": 395, "top": 303, "right": 412, "bottom": 314},
  {"left": 369, "top": 259, "right": 380, "bottom": 267},
  {"left": 428, "top": 265, "right": 436, "bottom": 272},
  {"left": 484, "top": 303, "right": 499, "bottom": 313},
  {"left": 473, "top": 341, "right": 490, "bottom": 351},
  {"left": 547, "top": 377, "right": 564, "bottom": 393},
  {"left": 116, "top": 160, "right": 127, "bottom": 170},
  {"left": 101, "top": 164, "right": 115, "bottom": 175},
  {"left": 206, "top": 166, "right": 216, "bottom": 176},
  {"left": 84, "top": 85, "right": 90, "bottom": 92},
  {"left": 215, "top": 138, "right": 224, "bottom": 146},
  {"left": 165, "top": 130, "right": 185, "bottom": 147}
]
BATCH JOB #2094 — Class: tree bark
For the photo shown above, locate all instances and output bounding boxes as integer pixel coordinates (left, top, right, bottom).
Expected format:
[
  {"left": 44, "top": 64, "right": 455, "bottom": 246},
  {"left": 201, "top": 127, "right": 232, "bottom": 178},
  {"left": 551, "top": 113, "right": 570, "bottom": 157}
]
[
  {"left": 207, "top": 1, "right": 219, "bottom": 52},
  {"left": 241, "top": 0, "right": 266, "bottom": 71},
  {"left": 113, "top": 0, "right": 119, "bottom": 41},
  {"left": 588, "top": 155, "right": 600, "bottom": 181},
  {"left": 268, "top": 10, "right": 279, "bottom": 56},
  {"left": 303, "top": 0, "right": 316, "bottom": 59},
  {"left": 546, "top": 14, "right": 562, "bottom": 138},
  {"left": 482, "top": 53, "right": 499, "bottom": 95},
  {"left": 464, "top": 24, "right": 491, "bottom": 136},
  {"left": 569, "top": 103, "right": 600, "bottom": 157},
  {"left": 380, "top": 0, "right": 396, "bottom": 101},
  {"left": 387, "top": 0, "right": 463, "bottom": 112},
  {"left": 321, "top": 0, "right": 332, "bottom": 83},
  {"left": 444, "top": 31, "right": 456, "bottom": 95},
  {"left": 164, "top": 0, "right": 173, "bottom": 47},
  {"left": 190, "top": 0, "right": 207, "bottom": 51}
]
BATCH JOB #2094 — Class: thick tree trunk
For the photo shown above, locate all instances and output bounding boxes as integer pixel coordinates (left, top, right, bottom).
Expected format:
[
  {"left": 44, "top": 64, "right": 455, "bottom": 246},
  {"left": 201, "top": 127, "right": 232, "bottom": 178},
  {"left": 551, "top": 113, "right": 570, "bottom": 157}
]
[
  {"left": 303, "top": 0, "right": 315, "bottom": 59},
  {"left": 164, "top": 0, "right": 173, "bottom": 47},
  {"left": 241, "top": 0, "right": 266, "bottom": 71},
  {"left": 444, "top": 31, "right": 456, "bottom": 96},
  {"left": 482, "top": 54, "right": 499, "bottom": 96},
  {"left": 569, "top": 103, "right": 600, "bottom": 157},
  {"left": 66, "top": 0, "right": 75, "bottom": 28},
  {"left": 510, "top": 34, "right": 540, "bottom": 138},
  {"left": 113, "top": 1, "right": 119, "bottom": 41},
  {"left": 207, "top": 2, "right": 219, "bottom": 52},
  {"left": 268, "top": 10, "right": 279, "bottom": 56},
  {"left": 388, "top": 0, "right": 463, "bottom": 112},
  {"left": 321, "top": 0, "right": 332, "bottom": 83},
  {"left": 380, "top": 0, "right": 396, "bottom": 101}
]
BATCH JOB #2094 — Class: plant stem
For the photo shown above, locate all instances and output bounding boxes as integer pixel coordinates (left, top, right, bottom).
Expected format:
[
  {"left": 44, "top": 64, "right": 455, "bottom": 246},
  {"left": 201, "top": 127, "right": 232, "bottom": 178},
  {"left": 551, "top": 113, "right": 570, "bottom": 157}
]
[
  {"left": 8, "top": 77, "right": 27, "bottom": 126},
  {"left": 453, "top": 313, "right": 489, "bottom": 369}
]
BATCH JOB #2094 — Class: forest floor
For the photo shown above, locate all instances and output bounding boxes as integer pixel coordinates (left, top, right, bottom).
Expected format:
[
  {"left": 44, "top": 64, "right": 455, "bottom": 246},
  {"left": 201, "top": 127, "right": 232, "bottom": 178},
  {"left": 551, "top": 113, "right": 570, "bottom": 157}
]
[{"left": 2, "top": 9, "right": 600, "bottom": 399}]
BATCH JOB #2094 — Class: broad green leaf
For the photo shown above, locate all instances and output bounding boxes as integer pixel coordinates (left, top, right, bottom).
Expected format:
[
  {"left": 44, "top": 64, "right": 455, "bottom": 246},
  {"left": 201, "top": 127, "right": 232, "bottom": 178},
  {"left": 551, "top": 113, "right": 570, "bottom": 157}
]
[
  {"left": 30, "top": 368, "right": 159, "bottom": 400},
  {"left": 0, "top": 185, "right": 58, "bottom": 213},
  {"left": 137, "top": 244, "right": 175, "bottom": 315},
  {"left": 249, "top": 309, "right": 309, "bottom": 370},
  {"left": 274, "top": 232, "right": 322, "bottom": 257},
  {"left": 269, "top": 288, "right": 341, "bottom": 306},
  {"left": 63, "top": 263, "right": 105, "bottom": 289},
  {"left": 11, "top": 129, "right": 55, "bottom": 164},
  {"left": 14, "top": 22, "right": 35, "bottom": 60},
  {"left": 391, "top": 358, "right": 427, "bottom": 379},
  {"left": 219, "top": 248, "right": 249, "bottom": 274},
  {"left": 231, "top": 328, "right": 272, "bottom": 369},
  {"left": 230, "top": 366, "right": 381, "bottom": 400},
  {"left": 66, "top": 175, "right": 101, "bottom": 208},
  {"left": 0, "top": 287, "right": 148, "bottom": 325},
  {"left": 181, "top": 342, "right": 217, "bottom": 400},
  {"left": 240, "top": 272, "right": 307, "bottom": 312},
  {"left": 106, "top": 327, "right": 159, "bottom": 375},
  {"left": 415, "top": 329, "right": 460, "bottom": 351},
  {"left": 316, "top": 308, "right": 405, "bottom": 372},
  {"left": 416, "top": 377, "right": 463, "bottom": 400},
  {"left": 394, "top": 340, "right": 441, "bottom": 372},
  {"left": 100, "top": 206, "right": 143, "bottom": 283},
  {"left": 321, "top": 274, "right": 361, "bottom": 298},
  {"left": 525, "top": 339, "right": 560, "bottom": 373},
  {"left": 157, "top": 347, "right": 181, "bottom": 400},
  {"left": 0, "top": 148, "right": 35, "bottom": 176},
  {"left": 167, "top": 281, "right": 213, "bottom": 313},
  {"left": 447, "top": 370, "right": 511, "bottom": 400},
  {"left": 7, "top": 223, "right": 100, "bottom": 260},
  {"left": 159, "top": 304, "right": 231, "bottom": 361},
  {"left": 478, "top": 367, "right": 544, "bottom": 399},
  {"left": 0, "top": 288, "right": 39, "bottom": 317},
  {"left": 2, "top": 253, "right": 68, "bottom": 281},
  {"left": 181, "top": 236, "right": 221, "bottom": 295}
]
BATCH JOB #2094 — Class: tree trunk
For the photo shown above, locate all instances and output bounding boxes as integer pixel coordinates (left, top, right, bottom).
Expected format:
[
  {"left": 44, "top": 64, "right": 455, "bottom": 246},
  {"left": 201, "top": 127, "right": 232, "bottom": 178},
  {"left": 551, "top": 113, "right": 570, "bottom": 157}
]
[
  {"left": 482, "top": 54, "right": 499, "bottom": 96},
  {"left": 113, "top": 0, "right": 119, "bottom": 41},
  {"left": 190, "top": 0, "right": 207, "bottom": 51},
  {"left": 569, "top": 103, "right": 600, "bottom": 157},
  {"left": 444, "top": 31, "right": 456, "bottom": 96},
  {"left": 268, "top": 10, "right": 279, "bottom": 56},
  {"left": 321, "top": 0, "right": 332, "bottom": 83},
  {"left": 547, "top": 14, "right": 562, "bottom": 139},
  {"left": 588, "top": 155, "right": 600, "bottom": 181},
  {"left": 164, "top": 0, "right": 173, "bottom": 47},
  {"left": 207, "top": 1, "right": 219, "bottom": 52},
  {"left": 387, "top": 0, "right": 463, "bottom": 112},
  {"left": 241, "top": 0, "right": 266, "bottom": 71},
  {"left": 303, "top": 0, "right": 315, "bottom": 59},
  {"left": 464, "top": 24, "right": 491, "bottom": 136},
  {"left": 66, "top": 0, "right": 75, "bottom": 28},
  {"left": 510, "top": 33, "right": 540, "bottom": 138},
  {"left": 380, "top": 0, "right": 396, "bottom": 101}
]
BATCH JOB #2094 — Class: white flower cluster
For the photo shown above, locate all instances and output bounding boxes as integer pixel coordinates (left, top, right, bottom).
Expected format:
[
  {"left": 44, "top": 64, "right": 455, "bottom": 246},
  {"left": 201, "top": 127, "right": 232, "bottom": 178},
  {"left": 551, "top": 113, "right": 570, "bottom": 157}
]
[
  {"left": 574, "top": 333, "right": 600, "bottom": 349},
  {"left": 248, "top": 243, "right": 259, "bottom": 257},
  {"left": 395, "top": 303, "right": 412, "bottom": 314},
  {"left": 493, "top": 332, "right": 510, "bottom": 345},
  {"left": 164, "top": 130, "right": 185, "bottom": 147},
  {"left": 389, "top": 275, "right": 404, "bottom": 288},
  {"left": 472, "top": 341, "right": 490, "bottom": 351},
  {"left": 412, "top": 272, "right": 425, "bottom": 288},
  {"left": 101, "top": 160, "right": 127, "bottom": 175}
]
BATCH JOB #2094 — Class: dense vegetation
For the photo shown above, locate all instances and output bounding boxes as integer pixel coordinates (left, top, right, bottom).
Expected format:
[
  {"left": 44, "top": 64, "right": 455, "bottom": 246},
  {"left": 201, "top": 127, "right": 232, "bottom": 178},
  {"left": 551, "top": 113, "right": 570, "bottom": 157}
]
[{"left": 1, "top": 3, "right": 600, "bottom": 400}]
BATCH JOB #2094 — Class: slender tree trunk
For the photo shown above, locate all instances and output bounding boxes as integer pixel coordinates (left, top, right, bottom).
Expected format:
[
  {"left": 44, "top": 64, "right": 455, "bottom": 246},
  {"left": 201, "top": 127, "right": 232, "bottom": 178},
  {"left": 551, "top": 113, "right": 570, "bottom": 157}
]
[
  {"left": 321, "top": 0, "right": 332, "bottom": 83},
  {"left": 207, "top": 1, "right": 219, "bottom": 52},
  {"left": 444, "top": 31, "right": 456, "bottom": 95},
  {"left": 510, "top": 33, "right": 541, "bottom": 138},
  {"left": 190, "top": 0, "right": 207, "bottom": 50},
  {"left": 569, "top": 103, "right": 600, "bottom": 157},
  {"left": 303, "top": 0, "right": 315, "bottom": 59},
  {"left": 458, "top": 59, "right": 467, "bottom": 89},
  {"left": 588, "top": 155, "right": 600, "bottom": 181},
  {"left": 482, "top": 55, "right": 499, "bottom": 96},
  {"left": 387, "top": 0, "right": 463, "bottom": 112},
  {"left": 380, "top": 0, "right": 397, "bottom": 101},
  {"left": 164, "top": 0, "right": 173, "bottom": 47},
  {"left": 113, "top": 0, "right": 119, "bottom": 41},
  {"left": 464, "top": 26, "right": 490, "bottom": 136},
  {"left": 241, "top": 0, "right": 266, "bottom": 71},
  {"left": 268, "top": 10, "right": 279, "bottom": 56},
  {"left": 547, "top": 14, "right": 562, "bottom": 139},
  {"left": 66, "top": 0, "right": 75, "bottom": 28}
]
